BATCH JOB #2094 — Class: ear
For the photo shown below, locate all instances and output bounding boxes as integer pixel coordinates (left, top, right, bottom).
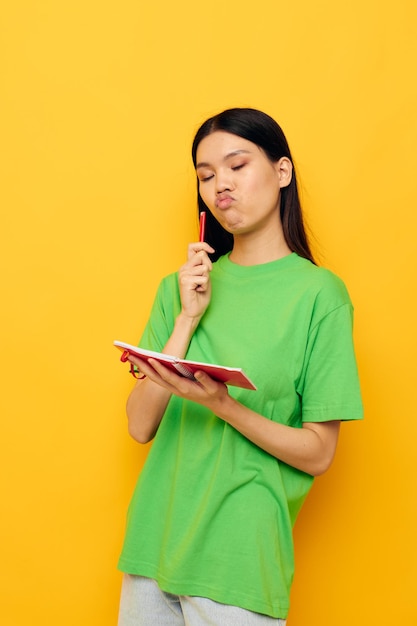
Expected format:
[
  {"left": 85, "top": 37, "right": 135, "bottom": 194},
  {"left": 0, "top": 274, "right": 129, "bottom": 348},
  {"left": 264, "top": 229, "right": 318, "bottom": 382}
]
[{"left": 275, "top": 157, "right": 293, "bottom": 188}]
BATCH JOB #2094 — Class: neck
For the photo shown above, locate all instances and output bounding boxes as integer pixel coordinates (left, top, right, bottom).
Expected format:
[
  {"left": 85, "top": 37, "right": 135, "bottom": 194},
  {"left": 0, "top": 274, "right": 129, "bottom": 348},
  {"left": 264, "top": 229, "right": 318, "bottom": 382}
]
[{"left": 229, "top": 229, "right": 292, "bottom": 266}]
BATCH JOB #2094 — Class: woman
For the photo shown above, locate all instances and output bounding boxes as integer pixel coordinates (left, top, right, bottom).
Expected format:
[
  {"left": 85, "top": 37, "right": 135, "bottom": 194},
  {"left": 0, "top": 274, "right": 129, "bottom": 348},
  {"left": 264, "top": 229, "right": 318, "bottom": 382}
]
[{"left": 117, "top": 108, "right": 363, "bottom": 625}]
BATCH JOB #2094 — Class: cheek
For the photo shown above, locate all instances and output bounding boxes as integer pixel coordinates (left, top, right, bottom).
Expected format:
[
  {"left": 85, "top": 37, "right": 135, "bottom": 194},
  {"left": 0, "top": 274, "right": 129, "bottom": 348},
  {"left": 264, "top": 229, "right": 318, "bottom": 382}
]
[
  {"left": 199, "top": 185, "right": 213, "bottom": 208},
  {"left": 257, "top": 172, "right": 281, "bottom": 201}
]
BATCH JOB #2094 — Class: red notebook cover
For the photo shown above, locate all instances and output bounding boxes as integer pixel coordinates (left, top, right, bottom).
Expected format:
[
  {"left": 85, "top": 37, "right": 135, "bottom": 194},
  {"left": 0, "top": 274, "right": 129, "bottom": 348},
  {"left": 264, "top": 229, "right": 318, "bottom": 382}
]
[{"left": 114, "top": 341, "right": 257, "bottom": 390}]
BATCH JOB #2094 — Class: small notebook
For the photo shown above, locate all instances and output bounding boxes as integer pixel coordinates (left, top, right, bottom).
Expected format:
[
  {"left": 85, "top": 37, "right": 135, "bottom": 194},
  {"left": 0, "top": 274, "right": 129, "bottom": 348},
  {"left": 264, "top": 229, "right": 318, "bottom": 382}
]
[{"left": 114, "top": 341, "right": 257, "bottom": 390}]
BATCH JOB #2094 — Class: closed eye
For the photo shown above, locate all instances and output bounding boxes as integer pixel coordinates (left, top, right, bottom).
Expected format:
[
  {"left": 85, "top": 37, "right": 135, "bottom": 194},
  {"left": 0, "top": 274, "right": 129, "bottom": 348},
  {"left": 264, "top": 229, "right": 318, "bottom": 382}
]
[
  {"left": 199, "top": 174, "right": 214, "bottom": 182},
  {"left": 232, "top": 163, "right": 245, "bottom": 171}
]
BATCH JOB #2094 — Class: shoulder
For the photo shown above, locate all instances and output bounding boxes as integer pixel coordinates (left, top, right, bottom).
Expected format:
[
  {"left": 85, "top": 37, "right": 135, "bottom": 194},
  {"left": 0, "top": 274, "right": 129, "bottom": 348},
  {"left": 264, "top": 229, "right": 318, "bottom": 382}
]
[
  {"left": 284, "top": 257, "right": 355, "bottom": 331},
  {"left": 158, "top": 271, "right": 179, "bottom": 293},
  {"left": 151, "top": 272, "right": 181, "bottom": 315},
  {"left": 308, "top": 264, "right": 351, "bottom": 304},
  {"left": 287, "top": 255, "right": 352, "bottom": 305}
]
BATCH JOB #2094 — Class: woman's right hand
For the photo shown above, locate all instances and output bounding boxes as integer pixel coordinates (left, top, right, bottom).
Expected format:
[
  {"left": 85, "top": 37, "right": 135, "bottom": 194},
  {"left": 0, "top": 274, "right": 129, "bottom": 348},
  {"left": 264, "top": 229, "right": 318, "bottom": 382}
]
[
  {"left": 178, "top": 242, "right": 215, "bottom": 322},
  {"left": 125, "top": 241, "right": 215, "bottom": 443}
]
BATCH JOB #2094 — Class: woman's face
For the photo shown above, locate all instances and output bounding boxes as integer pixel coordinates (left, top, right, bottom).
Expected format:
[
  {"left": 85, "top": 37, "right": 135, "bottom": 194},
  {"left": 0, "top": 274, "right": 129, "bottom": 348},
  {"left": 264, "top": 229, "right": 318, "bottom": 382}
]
[{"left": 195, "top": 131, "right": 292, "bottom": 237}]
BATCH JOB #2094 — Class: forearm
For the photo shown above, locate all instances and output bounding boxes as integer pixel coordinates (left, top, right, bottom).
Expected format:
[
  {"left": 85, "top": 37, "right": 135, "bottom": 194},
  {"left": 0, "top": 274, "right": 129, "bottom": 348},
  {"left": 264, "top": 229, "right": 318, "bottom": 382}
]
[
  {"left": 213, "top": 394, "right": 340, "bottom": 476},
  {"left": 126, "top": 312, "right": 201, "bottom": 443},
  {"left": 127, "top": 242, "right": 214, "bottom": 443}
]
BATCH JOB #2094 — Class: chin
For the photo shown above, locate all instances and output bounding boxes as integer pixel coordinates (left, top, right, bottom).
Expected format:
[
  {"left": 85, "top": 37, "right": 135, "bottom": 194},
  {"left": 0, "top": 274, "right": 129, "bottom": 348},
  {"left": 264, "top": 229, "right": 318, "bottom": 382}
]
[{"left": 221, "top": 216, "right": 245, "bottom": 233}]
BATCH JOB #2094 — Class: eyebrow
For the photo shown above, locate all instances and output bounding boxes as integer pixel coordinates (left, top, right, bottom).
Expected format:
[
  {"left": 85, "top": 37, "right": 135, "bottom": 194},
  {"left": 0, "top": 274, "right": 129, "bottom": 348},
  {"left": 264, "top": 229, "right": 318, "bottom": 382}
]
[{"left": 196, "top": 149, "right": 251, "bottom": 169}]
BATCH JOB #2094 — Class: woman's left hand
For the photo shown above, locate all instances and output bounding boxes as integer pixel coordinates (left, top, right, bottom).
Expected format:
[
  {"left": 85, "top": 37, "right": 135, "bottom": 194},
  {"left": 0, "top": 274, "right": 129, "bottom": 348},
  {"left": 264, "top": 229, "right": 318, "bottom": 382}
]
[{"left": 137, "top": 356, "right": 230, "bottom": 411}]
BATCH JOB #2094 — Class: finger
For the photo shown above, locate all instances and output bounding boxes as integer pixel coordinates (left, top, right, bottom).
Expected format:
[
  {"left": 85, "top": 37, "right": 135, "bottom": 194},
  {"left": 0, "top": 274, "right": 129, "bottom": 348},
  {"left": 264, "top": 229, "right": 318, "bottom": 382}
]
[
  {"left": 187, "top": 242, "right": 215, "bottom": 261},
  {"left": 193, "top": 370, "right": 223, "bottom": 393},
  {"left": 148, "top": 359, "right": 199, "bottom": 395},
  {"left": 180, "top": 261, "right": 211, "bottom": 278},
  {"left": 149, "top": 358, "right": 189, "bottom": 385},
  {"left": 180, "top": 272, "right": 210, "bottom": 292},
  {"left": 183, "top": 253, "right": 213, "bottom": 274},
  {"left": 127, "top": 355, "right": 151, "bottom": 370},
  {"left": 180, "top": 254, "right": 212, "bottom": 278},
  {"left": 128, "top": 357, "right": 177, "bottom": 391},
  {"left": 179, "top": 262, "right": 212, "bottom": 294},
  {"left": 127, "top": 356, "right": 159, "bottom": 381}
]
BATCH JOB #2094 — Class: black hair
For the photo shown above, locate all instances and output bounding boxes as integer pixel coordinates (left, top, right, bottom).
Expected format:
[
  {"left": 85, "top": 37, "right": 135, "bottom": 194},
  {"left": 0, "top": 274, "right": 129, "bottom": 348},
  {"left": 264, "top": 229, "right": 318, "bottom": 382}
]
[{"left": 191, "top": 107, "right": 316, "bottom": 264}]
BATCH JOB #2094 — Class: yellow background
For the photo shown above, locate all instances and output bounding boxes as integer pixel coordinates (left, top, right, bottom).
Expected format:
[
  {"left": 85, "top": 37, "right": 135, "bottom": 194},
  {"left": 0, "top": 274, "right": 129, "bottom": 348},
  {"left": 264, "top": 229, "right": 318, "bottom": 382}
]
[{"left": 1, "top": 1, "right": 416, "bottom": 624}]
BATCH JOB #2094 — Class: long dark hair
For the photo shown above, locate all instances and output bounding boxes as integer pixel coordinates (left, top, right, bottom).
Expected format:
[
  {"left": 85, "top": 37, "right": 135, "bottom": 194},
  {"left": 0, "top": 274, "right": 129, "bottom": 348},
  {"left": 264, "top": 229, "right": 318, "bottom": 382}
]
[{"left": 191, "top": 108, "right": 316, "bottom": 264}]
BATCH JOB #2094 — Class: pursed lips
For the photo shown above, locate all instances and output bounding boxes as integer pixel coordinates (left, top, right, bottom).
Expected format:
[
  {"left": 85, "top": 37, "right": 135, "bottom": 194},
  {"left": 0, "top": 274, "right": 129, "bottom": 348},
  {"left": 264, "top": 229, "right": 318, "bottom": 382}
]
[{"left": 215, "top": 193, "right": 235, "bottom": 209}]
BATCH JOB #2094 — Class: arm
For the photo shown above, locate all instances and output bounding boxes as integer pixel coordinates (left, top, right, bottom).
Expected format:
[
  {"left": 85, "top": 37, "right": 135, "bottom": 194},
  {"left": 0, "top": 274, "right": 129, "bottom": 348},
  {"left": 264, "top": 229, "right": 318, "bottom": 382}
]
[
  {"left": 213, "top": 390, "right": 340, "bottom": 476},
  {"left": 136, "top": 361, "right": 340, "bottom": 476},
  {"left": 125, "top": 242, "right": 214, "bottom": 443}
]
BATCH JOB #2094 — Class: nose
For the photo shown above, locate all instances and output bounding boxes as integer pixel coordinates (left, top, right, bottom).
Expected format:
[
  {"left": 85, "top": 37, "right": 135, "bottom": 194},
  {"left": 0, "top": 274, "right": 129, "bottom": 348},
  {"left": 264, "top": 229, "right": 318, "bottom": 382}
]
[{"left": 215, "top": 169, "right": 233, "bottom": 193}]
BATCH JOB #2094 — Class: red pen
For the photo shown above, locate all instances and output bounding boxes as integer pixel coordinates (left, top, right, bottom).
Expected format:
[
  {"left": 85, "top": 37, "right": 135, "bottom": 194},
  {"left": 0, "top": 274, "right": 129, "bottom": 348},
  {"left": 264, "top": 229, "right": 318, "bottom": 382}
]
[{"left": 199, "top": 211, "right": 206, "bottom": 242}]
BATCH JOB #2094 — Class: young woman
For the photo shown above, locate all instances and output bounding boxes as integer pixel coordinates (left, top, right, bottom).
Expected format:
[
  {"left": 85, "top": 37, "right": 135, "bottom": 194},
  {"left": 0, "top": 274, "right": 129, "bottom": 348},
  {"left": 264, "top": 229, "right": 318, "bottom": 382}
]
[{"left": 117, "top": 108, "right": 363, "bottom": 625}]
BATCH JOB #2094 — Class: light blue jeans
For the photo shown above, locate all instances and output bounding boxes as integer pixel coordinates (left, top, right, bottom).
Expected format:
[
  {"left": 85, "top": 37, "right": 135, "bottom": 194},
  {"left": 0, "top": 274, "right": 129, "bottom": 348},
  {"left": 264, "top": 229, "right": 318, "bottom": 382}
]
[{"left": 118, "top": 575, "right": 287, "bottom": 626}]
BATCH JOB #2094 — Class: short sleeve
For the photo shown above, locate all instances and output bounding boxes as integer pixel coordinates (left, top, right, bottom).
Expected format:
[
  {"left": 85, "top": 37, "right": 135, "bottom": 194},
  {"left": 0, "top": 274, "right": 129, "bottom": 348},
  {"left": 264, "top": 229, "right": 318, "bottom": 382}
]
[
  {"left": 139, "top": 273, "right": 181, "bottom": 352},
  {"left": 298, "top": 302, "right": 363, "bottom": 422}
]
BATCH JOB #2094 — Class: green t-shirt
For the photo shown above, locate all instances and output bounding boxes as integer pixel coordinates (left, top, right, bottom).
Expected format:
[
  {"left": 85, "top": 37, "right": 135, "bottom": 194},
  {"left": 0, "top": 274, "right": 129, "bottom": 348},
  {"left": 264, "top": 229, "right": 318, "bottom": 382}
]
[{"left": 118, "top": 252, "right": 363, "bottom": 618}]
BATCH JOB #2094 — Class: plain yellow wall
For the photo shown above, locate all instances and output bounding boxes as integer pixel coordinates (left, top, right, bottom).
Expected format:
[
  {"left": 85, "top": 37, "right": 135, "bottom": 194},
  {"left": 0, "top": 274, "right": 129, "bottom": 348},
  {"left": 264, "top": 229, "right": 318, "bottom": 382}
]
[{"left": 1, "top": 1, "right": 416, "bottom": 624}]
